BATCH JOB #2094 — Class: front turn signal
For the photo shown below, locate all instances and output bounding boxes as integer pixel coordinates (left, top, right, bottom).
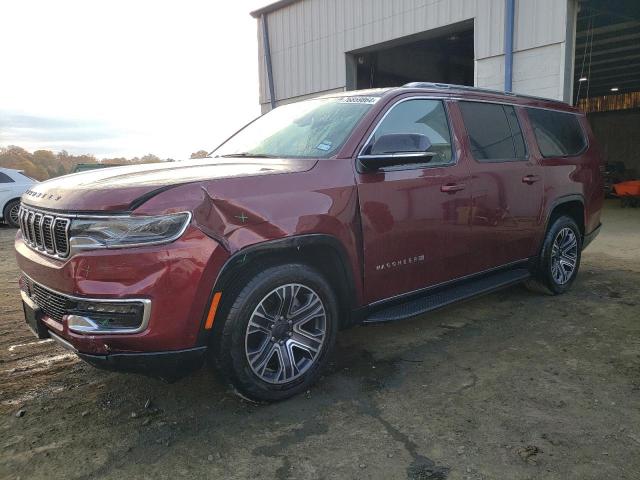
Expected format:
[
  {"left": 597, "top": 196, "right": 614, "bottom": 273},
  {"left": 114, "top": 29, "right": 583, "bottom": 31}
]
[{"left": 204, "top": 292, "right": 222, "bottom": 330}]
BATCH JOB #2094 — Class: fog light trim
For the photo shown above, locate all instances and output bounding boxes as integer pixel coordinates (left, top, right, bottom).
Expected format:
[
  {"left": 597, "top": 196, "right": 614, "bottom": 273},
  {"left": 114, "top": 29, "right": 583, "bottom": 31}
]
[{"left": 65, "top": 297, "right": 151, "bottom": 334}]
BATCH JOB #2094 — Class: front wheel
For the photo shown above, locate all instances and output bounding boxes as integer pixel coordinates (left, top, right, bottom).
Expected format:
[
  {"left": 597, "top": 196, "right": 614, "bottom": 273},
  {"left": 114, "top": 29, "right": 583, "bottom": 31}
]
[
  {"left": 3, "top": 200, "right": 20, "bottom": 228},
  {"left": 529, "top": 215, "right": 582, "bottom": 295},
  {"left": 214, "top": 263, "right": 338, "bottom": 402}
]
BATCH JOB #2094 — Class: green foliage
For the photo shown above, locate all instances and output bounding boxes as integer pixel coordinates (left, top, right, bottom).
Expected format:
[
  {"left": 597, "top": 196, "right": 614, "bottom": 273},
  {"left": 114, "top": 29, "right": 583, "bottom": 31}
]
[{"left": 0, "top": 146, "right": 172, "bottom": 180}]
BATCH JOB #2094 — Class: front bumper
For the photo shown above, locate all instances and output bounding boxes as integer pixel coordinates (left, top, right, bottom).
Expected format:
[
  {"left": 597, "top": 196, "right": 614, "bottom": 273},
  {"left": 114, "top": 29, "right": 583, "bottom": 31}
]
[
  {"left": 48, "top": 330, "right": 207, "bottom": 381},
  {"left": 15, "top": 224, "right": 229, "bottom": 370}
]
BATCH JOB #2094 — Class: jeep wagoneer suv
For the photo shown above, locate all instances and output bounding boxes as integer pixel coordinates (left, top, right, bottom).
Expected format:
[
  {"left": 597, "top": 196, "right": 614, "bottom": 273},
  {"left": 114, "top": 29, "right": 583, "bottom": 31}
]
[{"left": 15, "top": 83, "right": 603, "bottom": 401}]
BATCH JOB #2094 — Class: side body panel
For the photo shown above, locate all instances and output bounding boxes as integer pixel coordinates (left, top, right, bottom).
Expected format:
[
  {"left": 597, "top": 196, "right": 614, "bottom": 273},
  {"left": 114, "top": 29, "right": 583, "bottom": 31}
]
[
  {"left": 448, "top": 102, "right": 545, "bottom": 271},
  {"left": 521, "top": 111, "right": 604, "bottom": 244},
  {"left": 137, "top": 159, "right": 366, "bottom": 306},
  {"left": 351, "top": 96, "right": 475, "bottom": 304}
]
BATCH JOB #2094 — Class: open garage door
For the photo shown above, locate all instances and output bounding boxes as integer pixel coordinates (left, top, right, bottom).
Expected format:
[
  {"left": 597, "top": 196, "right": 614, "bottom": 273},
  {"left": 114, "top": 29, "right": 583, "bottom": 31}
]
[
  {"left": 346, "top": 21, "right": 474, "bottom": 90},
  {"left": 575, "top": 0, "right": 640, "bottom": 193}
]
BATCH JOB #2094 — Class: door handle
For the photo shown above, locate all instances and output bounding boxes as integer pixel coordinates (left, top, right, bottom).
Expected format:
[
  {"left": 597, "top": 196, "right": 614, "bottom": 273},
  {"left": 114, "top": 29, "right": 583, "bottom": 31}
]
[
  {"left": 440, "top": 183, "right": 466, "bottom": 193},
  {"left": 522, "top": 175, "right": 541, "bottom": 184}
]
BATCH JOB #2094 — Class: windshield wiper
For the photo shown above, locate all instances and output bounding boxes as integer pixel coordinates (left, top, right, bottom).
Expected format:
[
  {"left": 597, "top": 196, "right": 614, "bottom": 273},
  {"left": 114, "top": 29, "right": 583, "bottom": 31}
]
[{"left": 217, "top": 152, "right": 278, "bottom": 159}]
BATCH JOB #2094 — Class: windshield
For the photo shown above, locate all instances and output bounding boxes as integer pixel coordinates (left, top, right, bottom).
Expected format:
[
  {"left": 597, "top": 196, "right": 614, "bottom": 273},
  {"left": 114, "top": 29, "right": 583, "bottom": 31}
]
[{"left": 214, "top": 97, "right": 376, "bottom": 159}]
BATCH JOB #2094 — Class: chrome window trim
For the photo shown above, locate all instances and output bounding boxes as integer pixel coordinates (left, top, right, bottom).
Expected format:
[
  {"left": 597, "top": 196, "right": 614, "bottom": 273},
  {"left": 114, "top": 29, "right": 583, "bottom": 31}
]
[{"left": 21, "top": 272, "right": 152, "bottom": 335}]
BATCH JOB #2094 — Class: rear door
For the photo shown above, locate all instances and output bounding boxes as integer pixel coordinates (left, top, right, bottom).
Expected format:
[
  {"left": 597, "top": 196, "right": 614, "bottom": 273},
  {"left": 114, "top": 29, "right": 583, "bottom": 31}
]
[
  {"left": 454, "top": 101, "right": 544, "bottom": 271},
  {"left": 354, "top": 97, "right": 475, "bottom": 304}
]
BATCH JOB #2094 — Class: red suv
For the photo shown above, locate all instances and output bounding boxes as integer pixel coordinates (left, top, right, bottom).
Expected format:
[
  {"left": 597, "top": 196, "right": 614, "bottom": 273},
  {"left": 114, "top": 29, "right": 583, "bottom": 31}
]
[{"left": 15, "top": 83, "right": 603, "bottom": 401}]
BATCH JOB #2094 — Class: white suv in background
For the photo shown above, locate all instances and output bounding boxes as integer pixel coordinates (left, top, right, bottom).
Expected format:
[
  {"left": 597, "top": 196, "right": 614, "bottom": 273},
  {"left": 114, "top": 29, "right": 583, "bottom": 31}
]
[{"left": 1, "top": 168, "right": 35, "bottom": 228}]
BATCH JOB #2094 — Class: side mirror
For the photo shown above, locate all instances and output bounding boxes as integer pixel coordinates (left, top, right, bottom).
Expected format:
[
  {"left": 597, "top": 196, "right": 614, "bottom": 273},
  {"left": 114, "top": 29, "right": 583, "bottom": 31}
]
[{"left": 358, "top": 133, "right": 436, "bottom": 171}]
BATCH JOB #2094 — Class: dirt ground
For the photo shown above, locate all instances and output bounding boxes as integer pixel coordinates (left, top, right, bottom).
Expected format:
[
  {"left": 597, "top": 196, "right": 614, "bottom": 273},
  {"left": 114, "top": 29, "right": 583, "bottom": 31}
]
[{"left": 0, "top": 200, "right": 639, "bottom": 480}]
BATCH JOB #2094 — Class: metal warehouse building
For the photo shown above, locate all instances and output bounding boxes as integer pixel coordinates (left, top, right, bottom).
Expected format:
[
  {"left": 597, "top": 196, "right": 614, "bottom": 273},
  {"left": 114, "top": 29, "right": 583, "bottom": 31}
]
[{"left": 252, "top": 0, "right": 640, "bottom": 175}]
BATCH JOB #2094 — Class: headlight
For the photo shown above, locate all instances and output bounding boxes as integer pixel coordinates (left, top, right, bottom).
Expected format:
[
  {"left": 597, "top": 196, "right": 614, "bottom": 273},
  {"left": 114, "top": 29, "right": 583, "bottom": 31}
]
[{"left": 69, "top": 212, "right": 191, "bottom": 250}]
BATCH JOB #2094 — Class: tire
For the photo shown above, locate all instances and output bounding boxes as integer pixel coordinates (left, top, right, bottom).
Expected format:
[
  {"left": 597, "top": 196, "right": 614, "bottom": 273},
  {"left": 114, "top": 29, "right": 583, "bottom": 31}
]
[
  {"left": 214, "top": 263, "right": 338, "bottom": 402},
  {"left": 528, "top": 215, "right": 582, "bottom": 295},
  {"left": 3, "top": 199, "right": 21, "bottom": 228}
]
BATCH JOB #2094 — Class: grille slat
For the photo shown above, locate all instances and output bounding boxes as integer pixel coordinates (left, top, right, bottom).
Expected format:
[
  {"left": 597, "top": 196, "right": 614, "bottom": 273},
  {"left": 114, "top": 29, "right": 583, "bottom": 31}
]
[
  {"left": 53, "top": 218, "right": 70, "bottom": 256},
  {"left": 33, "top": 213, "right": 43, "bottom": 247},
  {"left": 18, "top": 205, "right": 70, "bottom": 258},
  {"left": 42, "top": 216, "right": 54, "bottom": 252},
  {"left": 27, "top": 211, "right": 36, "bottom": 244}
]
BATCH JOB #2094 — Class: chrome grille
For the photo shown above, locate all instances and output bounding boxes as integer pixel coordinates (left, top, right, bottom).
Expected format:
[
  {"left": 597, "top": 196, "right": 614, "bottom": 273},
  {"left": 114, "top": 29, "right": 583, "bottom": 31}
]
[
  {"left": 19, "top": 205, "right": 71, "bottom": 258},
  {"left": 33, "top": 213, "right": 43, "bottom": 247},
  {"left": 21, "top": 275, "right": 75, "bottom": 322},
  {"left": 42, "top": 216, "right": 54, "bottom": 253}
]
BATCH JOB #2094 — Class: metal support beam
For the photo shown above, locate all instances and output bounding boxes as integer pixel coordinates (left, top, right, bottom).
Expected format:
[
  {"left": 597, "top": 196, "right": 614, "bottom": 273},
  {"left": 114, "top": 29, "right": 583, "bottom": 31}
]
[
  {"left": 504, "top": 0, "right": 515, "bottom": 92},
  {"left": 576, "top": 20, "right": 639, "bottom": 38},
  {"left": 261, "top": 14, "right": 276, "bottom": 110}
]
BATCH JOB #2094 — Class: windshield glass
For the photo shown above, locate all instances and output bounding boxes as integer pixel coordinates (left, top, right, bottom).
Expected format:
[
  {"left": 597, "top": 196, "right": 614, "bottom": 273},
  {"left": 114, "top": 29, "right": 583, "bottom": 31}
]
[{"left": 214, "top": 97, "right": 376, "bottom": 159}]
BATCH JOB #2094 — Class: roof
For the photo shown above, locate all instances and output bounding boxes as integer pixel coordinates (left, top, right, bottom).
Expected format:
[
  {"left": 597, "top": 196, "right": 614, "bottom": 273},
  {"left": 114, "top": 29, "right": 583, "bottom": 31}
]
[
  {"left": 250, "top": 0, "right": 302, "bottom": 18},
  {"left": 402, "top": 82, "right": 570, "bottom": 106}
]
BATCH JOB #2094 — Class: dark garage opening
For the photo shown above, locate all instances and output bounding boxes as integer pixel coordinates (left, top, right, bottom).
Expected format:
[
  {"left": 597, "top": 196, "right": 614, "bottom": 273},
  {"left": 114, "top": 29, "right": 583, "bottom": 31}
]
[
  {"left": 347, "top": 22, "right": 474, "bottom": 90},
  {"left": 574, "top": 0, "right": 640, "bottom": 192}
]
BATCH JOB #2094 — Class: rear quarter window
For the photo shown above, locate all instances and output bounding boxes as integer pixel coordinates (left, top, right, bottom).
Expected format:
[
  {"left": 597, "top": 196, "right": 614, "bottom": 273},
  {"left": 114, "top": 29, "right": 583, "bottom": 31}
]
[
  {"left": 0, "top": 172, "right": 15, "bottom": 183},
  {"left": 526, "top": 108, "right": 587, "bottom": 157}
]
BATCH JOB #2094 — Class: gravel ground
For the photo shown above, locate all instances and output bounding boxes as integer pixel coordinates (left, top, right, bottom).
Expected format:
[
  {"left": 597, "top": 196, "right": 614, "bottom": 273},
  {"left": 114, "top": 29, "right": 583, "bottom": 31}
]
[{"left": 0, "top": 199, "right": 639, "bottom": 480}]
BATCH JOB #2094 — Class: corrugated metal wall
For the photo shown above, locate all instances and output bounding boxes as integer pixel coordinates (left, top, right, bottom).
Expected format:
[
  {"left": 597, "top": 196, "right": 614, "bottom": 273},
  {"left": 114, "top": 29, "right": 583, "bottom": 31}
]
[{"left": 257, "top": 0, "right": 573, "bottom": 110}]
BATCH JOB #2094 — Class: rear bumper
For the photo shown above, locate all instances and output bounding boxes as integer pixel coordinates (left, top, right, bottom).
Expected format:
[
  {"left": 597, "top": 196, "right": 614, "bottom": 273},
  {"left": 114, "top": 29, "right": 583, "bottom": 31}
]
[{"left": 583, "top": 223, "right": 602, "bottom": 250}]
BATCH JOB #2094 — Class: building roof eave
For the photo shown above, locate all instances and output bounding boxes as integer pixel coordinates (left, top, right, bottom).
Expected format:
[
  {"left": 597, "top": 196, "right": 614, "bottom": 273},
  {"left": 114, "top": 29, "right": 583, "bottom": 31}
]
[{"left": 250, "top": 0, "right": 302, "bottom": 18}]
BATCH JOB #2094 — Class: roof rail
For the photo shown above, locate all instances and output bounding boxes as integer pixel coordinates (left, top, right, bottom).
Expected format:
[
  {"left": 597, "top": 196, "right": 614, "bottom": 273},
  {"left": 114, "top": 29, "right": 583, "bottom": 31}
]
[{"left": 402, "top": 82, "right": 563, "bottom": 104}]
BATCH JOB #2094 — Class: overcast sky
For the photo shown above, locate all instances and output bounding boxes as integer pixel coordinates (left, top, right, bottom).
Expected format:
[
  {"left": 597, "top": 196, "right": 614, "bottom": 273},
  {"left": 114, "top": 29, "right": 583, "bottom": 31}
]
[{"left": 0, "top": 0, "right": 271, "bottom": 159}]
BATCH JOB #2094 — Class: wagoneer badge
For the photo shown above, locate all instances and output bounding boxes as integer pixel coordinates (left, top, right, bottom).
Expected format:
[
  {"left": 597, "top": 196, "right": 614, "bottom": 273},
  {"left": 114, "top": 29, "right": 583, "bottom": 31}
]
[
  {"left": 376, "top": 255, "right": 425, "bottom": 271},
  {"left": 25, "top": 190, "right": 62, "bottom": 201}
]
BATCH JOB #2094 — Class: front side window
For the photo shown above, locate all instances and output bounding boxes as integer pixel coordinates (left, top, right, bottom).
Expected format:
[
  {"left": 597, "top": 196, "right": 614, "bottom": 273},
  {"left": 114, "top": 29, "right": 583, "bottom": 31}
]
[
  {"left": 526, "top": 108, "right": 586, "bottom": 157},
  {"left": 459, "top": 101, "right": 527, "bottom": 162},
  {"left": 214, "top": 97, "right": 376, "bottom": 159},
  {"left": 365, "top": 99, "right": 454, "bottom": 166}
]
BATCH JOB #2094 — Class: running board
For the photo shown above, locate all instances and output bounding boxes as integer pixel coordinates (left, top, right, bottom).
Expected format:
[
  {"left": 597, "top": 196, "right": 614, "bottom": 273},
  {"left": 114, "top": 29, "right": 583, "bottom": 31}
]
[{"left": 363, "top": 268, "right": 531, "bottom": 324}]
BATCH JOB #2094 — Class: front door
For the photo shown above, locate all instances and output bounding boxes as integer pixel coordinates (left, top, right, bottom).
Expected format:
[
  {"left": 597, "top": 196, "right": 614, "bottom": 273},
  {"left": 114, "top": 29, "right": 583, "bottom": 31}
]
[
  {"left": 355, "top": 97, "right": 474, "bottom": 304},
  {"left": 453, "top": 100, "right": 544, "bottom": 271}
]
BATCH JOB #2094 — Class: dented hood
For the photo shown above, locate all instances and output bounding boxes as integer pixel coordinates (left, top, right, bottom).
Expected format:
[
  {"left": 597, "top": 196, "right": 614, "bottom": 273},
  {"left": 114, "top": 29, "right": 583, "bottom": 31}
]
[{"left": 21, "top": 158, "right": 317, "bottom": 212}]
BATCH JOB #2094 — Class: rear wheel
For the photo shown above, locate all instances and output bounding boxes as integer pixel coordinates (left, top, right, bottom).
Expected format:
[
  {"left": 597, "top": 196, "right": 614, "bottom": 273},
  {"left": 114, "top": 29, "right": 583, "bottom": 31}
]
[
  {"left": 528, "top": 215, "right": 582, "bottom": 295},
  {"left": 3, "top": 200, "right": 20, "bottom": 228},
  {"left": 214, "top": 263, "right": 338, "bottom": 402}
]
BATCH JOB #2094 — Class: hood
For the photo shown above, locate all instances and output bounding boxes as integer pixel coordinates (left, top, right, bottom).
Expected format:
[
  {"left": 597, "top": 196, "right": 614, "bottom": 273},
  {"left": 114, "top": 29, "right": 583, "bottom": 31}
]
[{"left": 21, "top": 157, "right": 318, "bottom": 212}]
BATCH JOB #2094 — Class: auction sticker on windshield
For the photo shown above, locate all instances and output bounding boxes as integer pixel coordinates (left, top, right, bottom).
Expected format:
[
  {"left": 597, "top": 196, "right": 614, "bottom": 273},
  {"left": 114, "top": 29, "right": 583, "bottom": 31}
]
[{"left": 338, "top": 96, "right": 380, "bottom": 104}]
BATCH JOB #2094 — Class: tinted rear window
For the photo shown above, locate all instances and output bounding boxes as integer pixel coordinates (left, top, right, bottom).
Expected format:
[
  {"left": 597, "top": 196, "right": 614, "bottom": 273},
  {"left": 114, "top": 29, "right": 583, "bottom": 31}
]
[
  {"left": 0, "top": 172, "right": 14, "bottom": 183},
  {"left": 527, "top": 108, "right": 586, "bottom": 157},
  {"left": 459, "top": 102, "right": 527, "bottom": 161}
]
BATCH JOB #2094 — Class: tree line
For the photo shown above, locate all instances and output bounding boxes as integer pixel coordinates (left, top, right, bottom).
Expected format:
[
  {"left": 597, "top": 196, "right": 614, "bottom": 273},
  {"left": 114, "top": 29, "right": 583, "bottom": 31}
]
[{"left": 0, "top": 146, "right": 210, "bottom": 180}]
